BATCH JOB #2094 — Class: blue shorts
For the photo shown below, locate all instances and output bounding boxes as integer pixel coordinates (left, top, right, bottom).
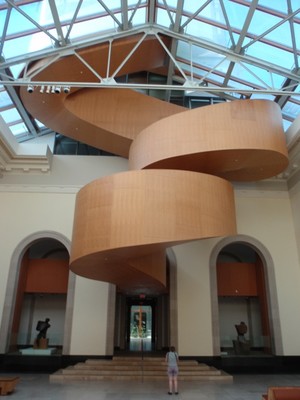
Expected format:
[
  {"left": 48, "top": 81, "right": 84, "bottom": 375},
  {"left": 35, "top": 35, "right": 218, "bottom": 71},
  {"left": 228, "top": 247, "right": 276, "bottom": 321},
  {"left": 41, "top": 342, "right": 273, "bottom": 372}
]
[{"left": 168, "top": 366, "right": 178, "bottom": 377}]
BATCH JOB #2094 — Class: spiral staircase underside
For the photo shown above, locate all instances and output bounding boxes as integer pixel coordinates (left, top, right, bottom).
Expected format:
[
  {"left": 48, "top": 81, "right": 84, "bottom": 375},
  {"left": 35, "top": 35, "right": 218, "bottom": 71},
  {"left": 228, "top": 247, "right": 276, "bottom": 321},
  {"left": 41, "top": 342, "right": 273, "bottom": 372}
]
[{"left": 20, "top": 35, "right": 289, "bottom": 295}]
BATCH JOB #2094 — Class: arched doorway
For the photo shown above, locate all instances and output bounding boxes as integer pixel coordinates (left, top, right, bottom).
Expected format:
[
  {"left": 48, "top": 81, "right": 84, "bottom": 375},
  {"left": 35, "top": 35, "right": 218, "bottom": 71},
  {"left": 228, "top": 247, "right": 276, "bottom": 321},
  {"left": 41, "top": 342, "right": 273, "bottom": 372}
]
[
  {"left": 210, "top": 235, "right": 283, "bottom": 356},
  {"left": 0, "top": 231, "right": 75, "bottom": 355},
  {"left": 16, "top": 238, "right": 69, "bottom": 354},
  {"left": 217, "top": 242, "right": 270, "bottom": 355}
]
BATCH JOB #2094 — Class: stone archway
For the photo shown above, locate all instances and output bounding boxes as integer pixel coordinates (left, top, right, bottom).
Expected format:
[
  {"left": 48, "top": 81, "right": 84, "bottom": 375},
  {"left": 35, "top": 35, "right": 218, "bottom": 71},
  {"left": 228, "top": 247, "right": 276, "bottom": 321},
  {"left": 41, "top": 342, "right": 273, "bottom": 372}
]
[
  {"left": 0, "top": 231, "right": 75, "bottom": 354},
  {"left": 209, "top": 234, "right": 283, "bottom": 356}
]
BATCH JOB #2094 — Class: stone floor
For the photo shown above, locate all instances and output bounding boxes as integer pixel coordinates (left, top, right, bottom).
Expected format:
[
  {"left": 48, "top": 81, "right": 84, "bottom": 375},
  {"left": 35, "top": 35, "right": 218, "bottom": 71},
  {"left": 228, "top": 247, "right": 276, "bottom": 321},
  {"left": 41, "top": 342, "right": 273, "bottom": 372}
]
[{"left": 2, "top": 372, "right": 300, "bottom": 399}]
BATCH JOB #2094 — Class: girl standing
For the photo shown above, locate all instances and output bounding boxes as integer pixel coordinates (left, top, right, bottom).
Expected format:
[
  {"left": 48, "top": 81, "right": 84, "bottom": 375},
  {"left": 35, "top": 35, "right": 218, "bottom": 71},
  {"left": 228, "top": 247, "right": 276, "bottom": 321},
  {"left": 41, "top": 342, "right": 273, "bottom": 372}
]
[{"left": 165, "top": 346, "right": 179, "bottom": 395}]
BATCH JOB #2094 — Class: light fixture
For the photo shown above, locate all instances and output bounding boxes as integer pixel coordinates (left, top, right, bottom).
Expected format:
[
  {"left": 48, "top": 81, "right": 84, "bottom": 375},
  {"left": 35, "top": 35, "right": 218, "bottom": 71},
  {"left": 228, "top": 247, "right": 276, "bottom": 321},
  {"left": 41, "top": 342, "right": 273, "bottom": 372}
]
[
  {"left": 40, "top": 85, "right": 70, "bottom": 94},
  {"left": 27, "top": 85, "right": 34, "bottom": 93}
]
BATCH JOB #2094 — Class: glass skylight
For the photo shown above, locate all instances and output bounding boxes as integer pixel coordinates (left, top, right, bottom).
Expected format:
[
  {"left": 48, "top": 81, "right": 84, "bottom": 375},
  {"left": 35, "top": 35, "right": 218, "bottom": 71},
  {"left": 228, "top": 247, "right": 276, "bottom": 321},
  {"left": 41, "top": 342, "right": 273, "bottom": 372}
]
[{"left": 0, "top": 0, "right": 299, "bottom": 141}]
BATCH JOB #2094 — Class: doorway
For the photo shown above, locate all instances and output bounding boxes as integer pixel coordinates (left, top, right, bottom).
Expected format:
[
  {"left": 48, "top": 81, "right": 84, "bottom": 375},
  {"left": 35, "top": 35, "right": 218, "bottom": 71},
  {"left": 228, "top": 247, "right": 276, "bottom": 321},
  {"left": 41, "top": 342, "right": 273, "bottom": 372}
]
[
  {"left": 129, "top": 303, "right": 153, "bottom": 352},
  {"left": 114, "top": 293, "right": 169, "bottom": 354},
  {"left": 111, "top": 249, "right": 178, "bottom": 356}
]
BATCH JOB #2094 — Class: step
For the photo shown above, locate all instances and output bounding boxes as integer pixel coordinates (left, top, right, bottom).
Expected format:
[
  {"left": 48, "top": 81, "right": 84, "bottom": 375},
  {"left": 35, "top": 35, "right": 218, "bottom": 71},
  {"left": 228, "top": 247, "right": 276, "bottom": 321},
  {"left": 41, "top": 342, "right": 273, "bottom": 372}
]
[
  {"left": 49, "top": 357, "right": 233, "bottom": 383},
  {"left": 50, "top": 370, "right": 232, "bottom": 383},
  {"left": 86, "top": 358, "right": 199, "bottom": 366},
  {"left": 61, "top": 367, "right": 221, "bottom": 376},
  {"left": 73, "top": 363, "right": 213, "bottom": 371}
]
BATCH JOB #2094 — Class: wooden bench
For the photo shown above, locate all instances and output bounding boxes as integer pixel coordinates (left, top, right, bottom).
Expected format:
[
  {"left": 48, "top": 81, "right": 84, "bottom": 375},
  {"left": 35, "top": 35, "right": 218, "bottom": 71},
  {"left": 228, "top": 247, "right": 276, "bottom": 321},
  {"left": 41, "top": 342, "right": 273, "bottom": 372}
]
[
  {"left": 0, "top": 377, "right": 19, "bottom": 396},
  {"left": 262, "top": 386, "right": 300, "bottom": 400}
]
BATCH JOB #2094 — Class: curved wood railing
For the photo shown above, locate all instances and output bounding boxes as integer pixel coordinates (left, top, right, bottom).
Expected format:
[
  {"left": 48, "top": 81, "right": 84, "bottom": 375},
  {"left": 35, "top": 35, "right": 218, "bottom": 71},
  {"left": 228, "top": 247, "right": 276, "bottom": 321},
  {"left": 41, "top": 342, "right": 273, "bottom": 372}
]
[
  {"left": 70, "top": 169, "right": 237, "bottom": 293},
  {"left": 129, "top": 100, "right": 288, "bottom": 182}
]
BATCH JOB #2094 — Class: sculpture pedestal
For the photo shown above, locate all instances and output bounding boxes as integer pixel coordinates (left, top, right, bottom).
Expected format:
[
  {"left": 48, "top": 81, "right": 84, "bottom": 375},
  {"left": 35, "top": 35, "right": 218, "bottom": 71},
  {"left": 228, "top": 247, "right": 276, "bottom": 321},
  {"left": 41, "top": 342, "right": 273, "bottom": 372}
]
[
  {"left": 33, "top": 338, "right": 49, "bottom": 349},
  {"left": 233, "top": 339, "right": 250, "bottom": 355},
  {"left": 20, "top": 347, "right": 56, "bottom": 355}
]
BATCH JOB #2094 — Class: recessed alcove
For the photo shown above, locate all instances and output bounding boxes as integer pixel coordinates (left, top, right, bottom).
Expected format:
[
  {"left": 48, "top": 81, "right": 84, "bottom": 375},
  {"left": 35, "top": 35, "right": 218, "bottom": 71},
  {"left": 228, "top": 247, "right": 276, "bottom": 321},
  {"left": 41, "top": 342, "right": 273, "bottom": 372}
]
[{"left": 217, "top": 243, "right": 270, "bottom": 356}]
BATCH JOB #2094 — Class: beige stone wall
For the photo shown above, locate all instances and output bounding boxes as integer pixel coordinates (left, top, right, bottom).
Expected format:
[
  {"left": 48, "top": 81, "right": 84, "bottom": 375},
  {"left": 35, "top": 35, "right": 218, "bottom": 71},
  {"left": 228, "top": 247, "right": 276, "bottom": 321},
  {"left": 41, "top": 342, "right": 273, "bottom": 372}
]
[{"left": 0, "top": 155, "right": 300, "bottom": 356}]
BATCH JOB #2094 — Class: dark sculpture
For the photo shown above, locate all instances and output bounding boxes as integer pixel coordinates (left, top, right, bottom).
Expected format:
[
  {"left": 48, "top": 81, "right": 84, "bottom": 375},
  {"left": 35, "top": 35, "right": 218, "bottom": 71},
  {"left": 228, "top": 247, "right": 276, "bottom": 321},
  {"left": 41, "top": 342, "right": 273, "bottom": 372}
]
[
  {"left": 233, "top": 321, "right": 250, "bottom": 354},
  {"left": 35, "top": 318, "right": 51, "bottom": 347},
  {"left": 235, "top": 321, "right": 247, "bottom": 342}
]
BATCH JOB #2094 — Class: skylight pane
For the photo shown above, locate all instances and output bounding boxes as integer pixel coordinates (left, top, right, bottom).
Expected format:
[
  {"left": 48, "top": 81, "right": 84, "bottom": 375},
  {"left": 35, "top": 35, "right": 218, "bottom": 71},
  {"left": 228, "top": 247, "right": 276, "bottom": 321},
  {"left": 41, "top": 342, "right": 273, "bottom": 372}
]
[
  {"left": 69, "top": 14, "right": 121, "bottom": 39},
  {"left": 248, "top": 9, "right": 282, "bottom": 38},
  {"left": 294, "top": 23, "right": 300, "bottom": 52},
  {"left": 177, "top": 41, "right": 228, "bottom": 71},
  {"left": 75, "top": 0, "right": 111, "bottom": 19},
  {"left": 249, "top": 93, "right": 275, "bottom": 101},
  {"left": 258, "top": 1, "right": 294, "bottom": 13},
  {"left": 157, "top": 0, "right": 177, "bottom": 7},
  {"left": 52, "top": 0, "right": 86, "bottom": 22},
  {"left": 177, "top": 61, "right": 225, "bottom": 85},
  {"left": 3, "top": 33, "right": 52, "bottom": 60},
  {"left": 245, "top": 41, "right": 295, "bottom": 69},
  {"left": 182, "top": 1, "right": 212, "bottom": 14},
  {"left": 282, "top": 119, "right": 292, "bottom": 131},
  {"left": 10, "top": 64, "right": 26, "bottom": 79},
  {"left": 1, "top": 108, "right": 21, "bottom": 124},
  {"left": 35, "top": 119, "right": 47, "bottom": 129},
  {"left": 9, "top": 122, "right": 29, "bottom": 137},
  {"left": 282, "top": 101, "right": 300, "bottom": 120},
  {"left": 4, "top": 4, "right": 40, "bottom": 35},
  {"left": 263, "top": 21, "right": 292, "bottom": 49},
  {"left": 223, "top": 1, "right": 249, "bottom": 31},
  {"left": 227, "top": 79, "right": 259, "bottom": 92},
  {"left": 201, "top": 71, "right": 224, "bottom": 84},
  {"left": 163, "top": 0, "right": 248, "bottom": 34},
  {"left": 130, "top": 7, "right": 147, "bottom": 26},
  {"left": 247, "top": 10, "right": 292, "bottom": 50},
  {"left": 231, "top": 63, "right": 285, "bottom": 89},
  {"left": 0, "top": 90, "right": 12, "bottom": 108},
  {"left": 156, "top": 7, "right": 174, "bottom": 28},
  {"left": 129, "top": 0, "right": 147, "bottom": 5},
  {"left": 184, "top": 18, "right": 231, "bottom": 48},
  {"left": 193, "top": 1, "right": 226, "bottom": 25}
]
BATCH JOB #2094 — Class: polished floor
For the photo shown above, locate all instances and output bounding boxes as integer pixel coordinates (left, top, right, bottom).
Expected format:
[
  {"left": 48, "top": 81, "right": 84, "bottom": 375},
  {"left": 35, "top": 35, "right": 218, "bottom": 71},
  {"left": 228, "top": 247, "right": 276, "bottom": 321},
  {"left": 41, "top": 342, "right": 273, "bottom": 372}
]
[{"left": 2, "top": 373, "right": 300, "bottom": 400}]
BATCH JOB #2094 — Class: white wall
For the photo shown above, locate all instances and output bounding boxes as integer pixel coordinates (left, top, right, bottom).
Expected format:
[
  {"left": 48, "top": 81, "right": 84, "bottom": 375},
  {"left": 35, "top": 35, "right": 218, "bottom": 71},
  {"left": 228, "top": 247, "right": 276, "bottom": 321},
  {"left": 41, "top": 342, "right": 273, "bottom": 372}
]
[
  {"left": 289, "top": 180, "right": 300, "bottom": 262},
  {"left": 0, "top": 190, "right": 76, "bottom": 326},
  {"left": 173, "top": 239, "right": 215, "bottom": 356},
  {"left": 171, "top": 188, "right": 300, "bottom": 356},
  {"left": 70, "top": 277, "right": 109, "bottom": 355},
  {"left": 1, "top": 155, "right": 300, "bottom": 356},
  {"left": 0, "top": 155, "right": 128, "bottom": 355},
  {"left": 235, "top": 190, "right": 300, "bottom": 355}
]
